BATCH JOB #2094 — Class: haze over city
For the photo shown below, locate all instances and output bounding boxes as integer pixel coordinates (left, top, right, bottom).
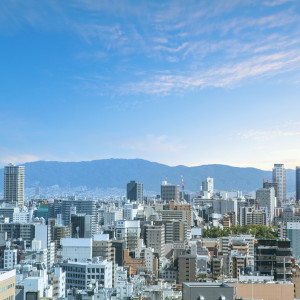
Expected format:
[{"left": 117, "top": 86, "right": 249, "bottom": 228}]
[{"left": 1, "top": 0, "right": 300, "bottom": 170}]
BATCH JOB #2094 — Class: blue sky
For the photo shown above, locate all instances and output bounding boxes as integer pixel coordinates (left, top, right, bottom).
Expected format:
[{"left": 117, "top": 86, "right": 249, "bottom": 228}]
[{"left": 1, "top": 0, "right": 300, "bottom": 170}]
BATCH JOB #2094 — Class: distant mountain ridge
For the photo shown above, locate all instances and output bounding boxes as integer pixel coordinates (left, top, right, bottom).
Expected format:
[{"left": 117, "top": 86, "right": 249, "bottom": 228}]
[{"left": 0, "top": 159, "right": 296, "bottom": 193}]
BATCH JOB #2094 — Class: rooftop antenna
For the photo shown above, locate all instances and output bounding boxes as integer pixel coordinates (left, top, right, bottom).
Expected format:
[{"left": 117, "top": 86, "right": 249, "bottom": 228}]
[{"left": 181, "top": 175, "right": 185, "bottom": 192}]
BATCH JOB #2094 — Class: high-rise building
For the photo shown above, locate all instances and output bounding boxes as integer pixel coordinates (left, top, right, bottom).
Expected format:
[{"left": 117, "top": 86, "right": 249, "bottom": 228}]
[
  {"left": 115, "top": 220, "right": 141, "bottom": 251},
  {"left": 161, "top": 181, "right": 180, "bottom": 203},
  {"left": 4, "top": 164, "right": 24, "bottom": 207},
  {"left": 201, "top": 177, "right": 214, "bottom": 195},
  {"left": 296, "top": 167, "right": 300, "bottom": 203},
  {"left": 272, "top": 164, "right": 286, "bottom": 206},
  {"left": 127, "top": 180, "right": 143, "bottom": 203},
  {"left": 178, "top": 254, "right": 197, "bottom": 284},
  {"left": 145, "top": 224, "right": 165, "bottom": 258},
  {"left": 263, "top": 179, "right": 278, "bottom": 198},
  {"left": 256, "top": 187, "right": 276, "bottom": 222}
]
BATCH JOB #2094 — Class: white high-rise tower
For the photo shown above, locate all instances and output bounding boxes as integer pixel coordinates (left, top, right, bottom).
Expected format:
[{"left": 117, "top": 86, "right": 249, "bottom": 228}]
[
  {"left": 202, "top": 177, "right": 214, "bottom": 195},
  {"left": 272, "top": 163, "right": 286, "bottom": 206},
  {"left": 4, "top": 163, "right": 24, "bottom": 207}
]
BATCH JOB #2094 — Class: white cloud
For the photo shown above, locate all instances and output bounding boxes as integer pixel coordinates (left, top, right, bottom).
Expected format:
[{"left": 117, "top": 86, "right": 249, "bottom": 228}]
[{"left": 121, "top": 50, "right": 300, "bottom": 94}]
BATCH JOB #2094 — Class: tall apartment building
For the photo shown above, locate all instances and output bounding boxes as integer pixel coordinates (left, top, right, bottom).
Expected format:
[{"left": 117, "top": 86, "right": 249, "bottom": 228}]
[
  {"left": 161, "top": 181, "right": 180, "bottom": 203},
  {"left": 145, "top": 224, "right": 165, "bottom": 257},
  {"left": 92, "top": 234, "right": 116, "bottom": 285},
  {"left": 165, "top": 220, "right": 187, "bottom": 243},
  {"left": 178, "top": 254, "right": 197, "bottom": 284},
  {"left": 115, "top": 220, "right": 141, "bottom": 251},
  {"left": 296, "top": 167, "right": 300, "bottom": 203},
  {"left": 256, "top": 187, "right": 276, "bottom": 222},
  {"left": 4, "top": 164, "right": 24, "bottom": 207},
  {"left": 127, "top": 180, "right": 143, "bottom": 203},
  {"left": 201, "top": 177, "right": 214, "bottom": 195},
  {"left": 272, "top": 164, "right": 286, "bottom": 206},
  {"left": 4, "top": 249, "right": 17, "bottom": 269}
]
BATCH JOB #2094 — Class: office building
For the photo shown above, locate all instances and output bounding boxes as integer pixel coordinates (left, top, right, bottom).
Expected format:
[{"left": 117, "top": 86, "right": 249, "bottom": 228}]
[
  {"left": 127, "top": 180, "right": 143, "bottom": 203},
  {"left": 145, "top": 224, "right": 165, "bottom": 257},
  {"left": 61, "top": 199, "right": 97, "bottom": 226},
  {"left": 4, "top": 164, "right": 24, "bottom": 207},
  {"left": 61, "top": 258, "right": 112, "bottom": 290},
  {"left": 296, "top": 166, "right": 300, "bottom": 202},
  {"left": 161, "top": 181, "right": 180, "bottom": 203},
  {"left": 0, "top": 223, "right": 35, "bottom": 245},
  {"left": 0, "top": 206, "right": 20, "bottom": 222},
  {"left": 272, "top": 164, "right": 286, "bottom": 206},
  {"left": 70, "top": 214, "right": 94, "bottom": 238},
  {"left": 112, "top": 240, "right": 126, "bottom": 266},
  {"left": 255, "top": 239, "right": 292, "bottom": 281}
]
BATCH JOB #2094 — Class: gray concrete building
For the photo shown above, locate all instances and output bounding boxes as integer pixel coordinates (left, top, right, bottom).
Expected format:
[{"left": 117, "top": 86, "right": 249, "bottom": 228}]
[
  {"left": 145, "top": 224, "right": 165, "bottom": 257},
  {"left": 161, "top": 181, "right": 180, "bottom": 203}
]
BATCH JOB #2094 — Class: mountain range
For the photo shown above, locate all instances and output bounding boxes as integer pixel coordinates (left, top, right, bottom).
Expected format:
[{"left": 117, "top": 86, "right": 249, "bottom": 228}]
[{"left": 0, "top": 159, "right": 296, "bottom": 194}]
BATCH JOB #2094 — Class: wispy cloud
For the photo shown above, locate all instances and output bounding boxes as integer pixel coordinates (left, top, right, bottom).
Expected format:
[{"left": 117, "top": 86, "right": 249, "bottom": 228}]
[
  {"left": 120, "top": 50, "right": 300, "bottom": 94},
  {"left": 239, "top": 129, "right": 300, "bottom": 140},
  {"left": 120, "top": 135, "right": 184, "bottom": 153},
  {"left": 263, "top": 0, "right": 296, "bottom": 7}
]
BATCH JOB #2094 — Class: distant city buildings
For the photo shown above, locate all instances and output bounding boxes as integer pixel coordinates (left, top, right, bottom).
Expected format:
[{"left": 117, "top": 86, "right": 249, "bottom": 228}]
[{"left": 0, "top": 161, "right": 299, "bottom": 299}]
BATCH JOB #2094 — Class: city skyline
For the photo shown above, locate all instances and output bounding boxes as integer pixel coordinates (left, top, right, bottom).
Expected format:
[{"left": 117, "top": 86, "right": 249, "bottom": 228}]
[{"left": 1, "top": 1, "right": 300, "bottom": 170}]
